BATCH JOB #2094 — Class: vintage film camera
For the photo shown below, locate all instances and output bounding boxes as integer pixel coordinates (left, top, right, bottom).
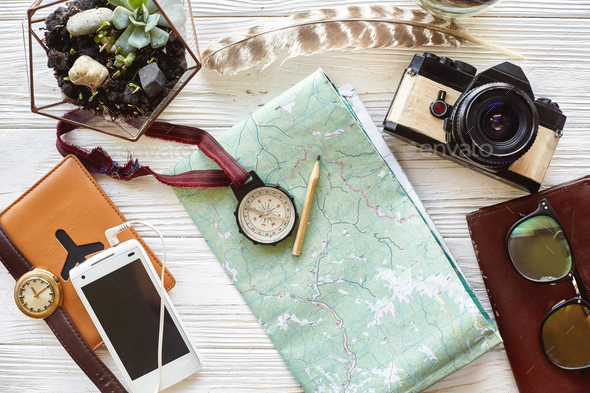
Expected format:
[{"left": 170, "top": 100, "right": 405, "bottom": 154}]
[{"left": 383, "top": 53, "right": 566, "bottom": 193}]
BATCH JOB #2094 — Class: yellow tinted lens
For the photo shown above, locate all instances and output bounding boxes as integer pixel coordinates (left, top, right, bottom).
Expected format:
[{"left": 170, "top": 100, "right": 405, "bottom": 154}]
[
  {"left": 507, "top": 216, "right": 572, "bottom": 281},
  {"left": 542, "top": 303, "right": 590, "bottom": 369}
]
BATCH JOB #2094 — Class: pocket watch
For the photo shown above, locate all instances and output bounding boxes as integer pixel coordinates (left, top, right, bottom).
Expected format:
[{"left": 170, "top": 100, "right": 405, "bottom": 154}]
[
  {"left": 231, "top": 171, "right": 298, "bottom": 246},
  {"left": 14, "top": 268, "right": 63, "bottom": 319}
]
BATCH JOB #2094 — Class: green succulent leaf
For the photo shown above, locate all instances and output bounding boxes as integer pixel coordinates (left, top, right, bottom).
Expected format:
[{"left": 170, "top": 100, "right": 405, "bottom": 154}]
[
  {"left": 113, "top": 0, "right": 180, "bottom": 52},
  {"left": 156, "top": 3, "right": 185, "bottom": 28},
  {"left": 114, "top": 26, "right": 136, "bottom": 55},
  {"left": 145, "top": 13, "right": 160, "bottom": 32},
  {"left": 112, "top": 6, "right": 133, "bottom": 29},
  {"left": 108, "top": 0, "right": 132, "bottom": 10},
  {"left": 130, "top": 17, "right": 146, "bottom": 27},
  {"left": 142, "top": 4, "right": 150, "bottom": 22},
  {"left": 127, "top": 0, "right": 148, "bottom": 10},
  {"left": 129, "top": 25, "right": 151, "bottom": 48},
  {"left": 149, "top": 26, "right": 169, "bottom": 48}
]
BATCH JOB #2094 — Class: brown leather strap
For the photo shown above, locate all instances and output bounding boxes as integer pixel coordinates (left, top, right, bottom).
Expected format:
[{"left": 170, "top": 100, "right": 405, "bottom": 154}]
[
  {"left": 0, "top": 225, "right": 33, "bottom": 280},
  {"left": 0, "top": 224, "right": 128, "bottom": 393},
  {"left": 46, "top": 307, "right": 128, "bottom": 393}
]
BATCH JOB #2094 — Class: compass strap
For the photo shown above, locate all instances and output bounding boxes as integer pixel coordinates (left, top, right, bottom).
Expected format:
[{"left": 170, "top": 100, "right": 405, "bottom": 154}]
[{"left": 56, "top": 109, "right": 251, "bottom": 188}]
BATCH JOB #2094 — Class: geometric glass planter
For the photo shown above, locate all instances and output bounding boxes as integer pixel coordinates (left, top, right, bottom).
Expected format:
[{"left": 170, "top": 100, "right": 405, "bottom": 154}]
[{"left": 26, "top": 0, "right": 201, "bottom": 141}]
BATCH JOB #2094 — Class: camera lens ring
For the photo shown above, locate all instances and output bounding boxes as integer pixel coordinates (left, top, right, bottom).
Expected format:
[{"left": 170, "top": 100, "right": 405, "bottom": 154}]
[{"left": 450, "top": 82, "right": 539, "bottom": 169}]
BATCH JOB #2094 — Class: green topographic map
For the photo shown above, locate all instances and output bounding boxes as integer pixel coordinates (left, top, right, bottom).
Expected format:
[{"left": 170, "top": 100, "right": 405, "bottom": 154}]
[{"left": 169, "top": 69, "right": 501, "bottom": 393}]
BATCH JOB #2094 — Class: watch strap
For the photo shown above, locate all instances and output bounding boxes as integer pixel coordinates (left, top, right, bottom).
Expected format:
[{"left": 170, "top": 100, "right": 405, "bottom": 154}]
[
  {"left": 46, "top": 307, "right": 128, "bottom": 393},
  {"left": 0, "top": 224, "right": 33, "bottom": 280},
  {"left": 0, "top": 224, "right": 128, "bottom": 393},
  {"left": 56, "top": 108, "right": 251, "bottom": 188}
]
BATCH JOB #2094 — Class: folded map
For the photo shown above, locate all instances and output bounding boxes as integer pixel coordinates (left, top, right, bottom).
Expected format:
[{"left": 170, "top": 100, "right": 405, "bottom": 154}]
[{"left": 169, "top": 69, "right": 501, "bottom": 393}]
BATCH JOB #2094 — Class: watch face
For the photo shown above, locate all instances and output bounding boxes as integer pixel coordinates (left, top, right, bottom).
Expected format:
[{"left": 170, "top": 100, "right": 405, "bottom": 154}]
[
  {"left": 237, "top": 186, "right": 297, "bottom": 245},
  {"left": 14, "top": 269, "right": 62, "bottom": 319}
]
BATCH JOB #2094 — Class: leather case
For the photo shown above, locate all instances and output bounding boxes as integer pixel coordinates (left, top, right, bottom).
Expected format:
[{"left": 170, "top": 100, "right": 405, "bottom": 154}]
[
  {"left": 0, "top": 155, "right": 175, "bottom": 350},
  {"left": 466, "top": 176, "right": 590, "bottom": 392}
]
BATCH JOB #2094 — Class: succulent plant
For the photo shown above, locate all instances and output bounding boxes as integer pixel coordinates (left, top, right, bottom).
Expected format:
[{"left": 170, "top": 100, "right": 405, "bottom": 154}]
[
  {"left": 114, "top": 52, "right": 137, "bottom": 68},
  {"left": 108, "top": 0, "right": 185, "bottom": 55},
  {"left": 93, "top": 22, "right": 117, "bottom": 53}
]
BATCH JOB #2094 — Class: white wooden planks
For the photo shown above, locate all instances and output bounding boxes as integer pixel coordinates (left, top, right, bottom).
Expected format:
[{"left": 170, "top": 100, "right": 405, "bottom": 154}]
[{"left": 2, "top": 0, "right": 589, "bottom": 391}]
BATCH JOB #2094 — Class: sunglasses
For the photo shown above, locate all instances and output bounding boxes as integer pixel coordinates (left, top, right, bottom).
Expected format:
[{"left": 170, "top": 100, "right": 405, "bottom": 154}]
[{"left": 506, "top": 198, "right": 590, "bottom": 371}]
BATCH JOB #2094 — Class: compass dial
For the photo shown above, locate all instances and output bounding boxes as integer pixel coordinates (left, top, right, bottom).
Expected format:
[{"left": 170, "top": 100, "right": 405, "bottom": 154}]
[{"left": 237, "top": 186, "right": 297, "bottom": 245}]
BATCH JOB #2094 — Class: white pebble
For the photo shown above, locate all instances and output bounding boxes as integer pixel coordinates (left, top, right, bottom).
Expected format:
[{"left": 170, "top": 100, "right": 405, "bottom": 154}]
[
  {"left": 69, "top": 55, "right": 109, "bottom": 91},
  {"left": 66, "top": 8, "right": 113, "bottom": 37}
]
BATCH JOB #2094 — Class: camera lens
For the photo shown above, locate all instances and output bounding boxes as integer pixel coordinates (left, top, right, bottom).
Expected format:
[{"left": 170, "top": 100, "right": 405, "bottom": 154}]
[
  {"left": 480, "top": 102, "right": 520, "bottom": 142},
  {"left": 449, "top": 82, "right": 539, "bottom": 169}
]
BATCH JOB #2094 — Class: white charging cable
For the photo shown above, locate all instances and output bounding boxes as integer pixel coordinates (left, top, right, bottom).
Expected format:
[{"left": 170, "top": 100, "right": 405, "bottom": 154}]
[{"left": 105, "top": 221, "right": 166, "bottom": 393}]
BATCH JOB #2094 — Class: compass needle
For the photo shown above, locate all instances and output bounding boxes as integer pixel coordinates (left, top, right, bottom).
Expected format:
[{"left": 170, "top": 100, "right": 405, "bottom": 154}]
[
  {"left": 268, "top": 213, "right": 288, "bottom": 222},
  {"left": 246, "top": 206, "right": 288, "bottom": 222},
  {"left": 246, "top": 207, "right": 267, "bottom": 216}
]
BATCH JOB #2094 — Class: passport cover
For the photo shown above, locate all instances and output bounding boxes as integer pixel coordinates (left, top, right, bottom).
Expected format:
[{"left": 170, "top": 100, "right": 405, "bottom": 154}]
[
  {"left": 0, "top": 155, "right": 175, "bottom": 350},
  {"left": 467, "top": 175, "right": 590, "bottom": 392}
]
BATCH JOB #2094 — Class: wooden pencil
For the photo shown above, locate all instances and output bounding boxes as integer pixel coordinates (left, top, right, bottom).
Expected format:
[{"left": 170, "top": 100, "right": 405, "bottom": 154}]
[{"left": 292, "top": 156, "right": 320, "bottom": 256}]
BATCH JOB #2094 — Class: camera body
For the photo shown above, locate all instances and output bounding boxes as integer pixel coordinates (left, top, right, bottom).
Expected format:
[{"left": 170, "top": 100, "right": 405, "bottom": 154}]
[{"left": 383, "top": 53, "right": 566, "bottom": 193}]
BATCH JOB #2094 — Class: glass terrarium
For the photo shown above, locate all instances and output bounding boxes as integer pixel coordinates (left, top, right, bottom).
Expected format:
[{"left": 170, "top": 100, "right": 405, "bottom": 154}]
[{"left": 26, "top": 0, "right": 201, "bottom": 141}]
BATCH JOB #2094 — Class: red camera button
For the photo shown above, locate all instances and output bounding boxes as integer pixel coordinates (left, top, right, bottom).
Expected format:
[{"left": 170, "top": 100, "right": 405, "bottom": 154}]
[{"left": 430, "top": 100, "right": 449, "bottom": 118}]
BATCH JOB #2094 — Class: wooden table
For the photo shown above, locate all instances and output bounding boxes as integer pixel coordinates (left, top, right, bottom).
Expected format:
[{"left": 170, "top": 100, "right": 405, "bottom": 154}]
[{"left": 1, "top": 1, "right": 588, "bottom": 391}]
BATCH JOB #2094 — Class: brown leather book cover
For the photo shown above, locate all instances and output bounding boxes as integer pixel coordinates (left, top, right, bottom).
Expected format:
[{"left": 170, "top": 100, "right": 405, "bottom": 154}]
[
  {"left": 0, "top": 155, "right": 175, "bottom": 350},
  {"left": 466, "top": 176, "right": 590, "bottom": 392}
]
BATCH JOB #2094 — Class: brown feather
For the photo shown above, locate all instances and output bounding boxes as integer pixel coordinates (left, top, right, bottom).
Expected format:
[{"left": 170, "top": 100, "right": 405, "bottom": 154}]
[{"left": 202, "top": 5, "right": 522, "bottom": 76}]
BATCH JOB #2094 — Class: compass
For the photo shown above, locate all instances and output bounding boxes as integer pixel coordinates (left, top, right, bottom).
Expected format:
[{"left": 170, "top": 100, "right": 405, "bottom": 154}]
[{"left": 231, "top": 171, "right": 298, "bottom": 246}]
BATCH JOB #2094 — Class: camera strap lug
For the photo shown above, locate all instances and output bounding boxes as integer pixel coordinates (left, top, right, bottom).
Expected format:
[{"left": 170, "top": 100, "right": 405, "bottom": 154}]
[
  {"left": 554, "top": 129, "right": 563, "bottom": 138},
  {"left": 443, "top": 118, "right": 452, "bottom": 133}
]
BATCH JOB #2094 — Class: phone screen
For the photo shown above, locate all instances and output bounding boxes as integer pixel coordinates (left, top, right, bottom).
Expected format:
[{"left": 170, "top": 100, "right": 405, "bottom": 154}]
[{"left": 81, "top": 258, "right": 190, "bottom": 380}]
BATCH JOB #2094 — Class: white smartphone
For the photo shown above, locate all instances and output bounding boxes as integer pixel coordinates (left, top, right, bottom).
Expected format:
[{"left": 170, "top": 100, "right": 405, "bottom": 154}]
[{"left": 70, "top": 239, "right": 201, "bottom": 393}]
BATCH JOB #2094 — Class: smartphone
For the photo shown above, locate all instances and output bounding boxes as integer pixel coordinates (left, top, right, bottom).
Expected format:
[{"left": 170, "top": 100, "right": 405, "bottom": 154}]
[{"left": 70, "top": 239, "right": 201, "bottom": 392}]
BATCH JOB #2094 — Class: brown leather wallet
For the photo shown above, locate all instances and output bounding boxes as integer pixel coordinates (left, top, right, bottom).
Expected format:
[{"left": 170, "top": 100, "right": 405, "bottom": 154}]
[
  {"left": 467, "top": 176, "right": 590, "bottom": 392},
  {"left": 0, "top": 155, "right": 175, "bottom": 349}
]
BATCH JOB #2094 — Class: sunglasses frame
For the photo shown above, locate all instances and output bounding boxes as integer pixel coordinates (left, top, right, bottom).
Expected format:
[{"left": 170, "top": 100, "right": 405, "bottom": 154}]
[
  {"left": 538, "top": 297, "right": 590, "bottom": 371},
  {"left": 506, "top": 198, "right": 590, "bottom": 371},
  {"left": 506, "top": 198, "right": 578, "bottom": 285}
]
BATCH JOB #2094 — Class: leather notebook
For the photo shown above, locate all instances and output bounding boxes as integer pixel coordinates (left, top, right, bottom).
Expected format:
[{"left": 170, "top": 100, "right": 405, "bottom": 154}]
[
  {"left": 0, "top": 155, "right": 175, "bottom": 350},
  {"left": 466, "top": 176, "right": 590, "bottom": 392}
]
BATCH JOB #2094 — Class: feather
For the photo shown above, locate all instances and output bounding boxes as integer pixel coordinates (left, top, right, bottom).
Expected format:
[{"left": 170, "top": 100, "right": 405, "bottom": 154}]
[{"left": 202, "top": 5, "right": 522, "bottom": 76}]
